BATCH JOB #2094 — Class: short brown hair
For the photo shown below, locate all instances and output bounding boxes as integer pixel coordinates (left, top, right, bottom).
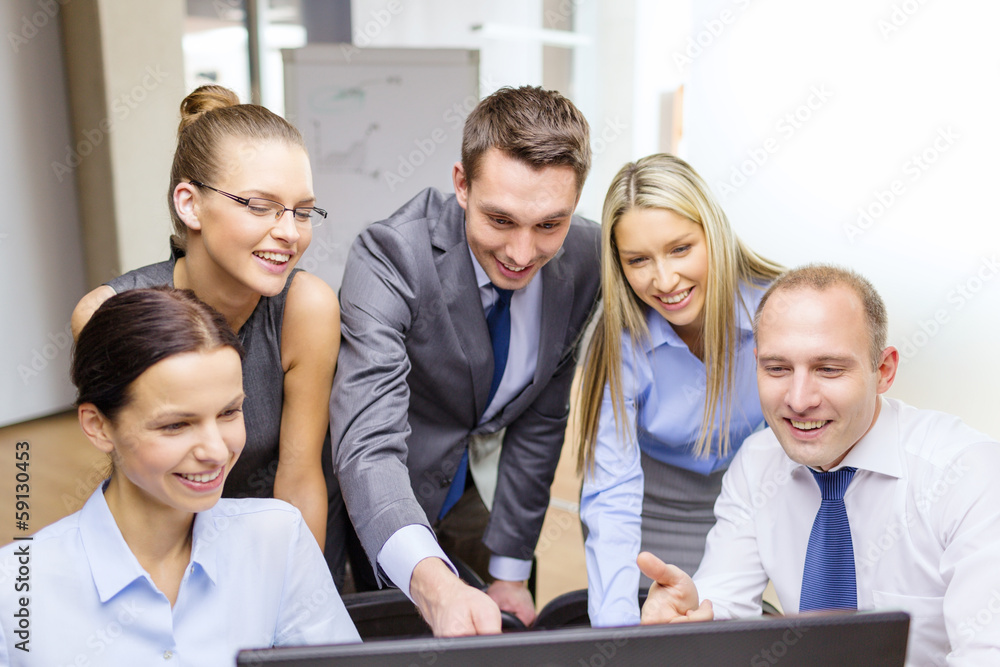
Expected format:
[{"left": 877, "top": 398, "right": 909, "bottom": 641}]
[
  {"left": 461, "top": 86, "right": 591, "bottom": 193},
  {"left": 753, "top": 264, "right": 888, "bottom": 367},
  {"left": 168, "top": 85, "right": 306, "bottom": 251}
]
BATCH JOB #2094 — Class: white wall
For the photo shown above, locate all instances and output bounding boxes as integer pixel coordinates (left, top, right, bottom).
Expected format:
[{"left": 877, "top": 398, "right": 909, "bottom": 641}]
[
  {"left": 678, "top": 0, "right": 999, "bottom": 437},
  {"left": 8, "top": 0, "right": 990, "bottom": 434},
  {"left": 351, "top": 0, "right": 544, "bottom": 88},
  {"left": 97, "top": 2, "right": 184, "bottom": 273},
  {"left": 344, "top": 1, "right": 1000, "bottom": 439},
  {"left": 0, "top": 0, "right": 86, "bottom": 426},
  {"left": 346, "top": 0, "right": 638, "bottom": 215}
]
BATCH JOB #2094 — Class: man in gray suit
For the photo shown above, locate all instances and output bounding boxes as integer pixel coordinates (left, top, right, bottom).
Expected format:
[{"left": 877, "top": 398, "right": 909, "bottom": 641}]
[{"left": 331, "top": 86, "right": 600, "bottom": 635}]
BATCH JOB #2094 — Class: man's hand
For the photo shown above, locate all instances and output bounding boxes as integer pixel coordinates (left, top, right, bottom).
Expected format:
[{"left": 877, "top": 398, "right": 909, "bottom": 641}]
[
  {"left": 486, "top": 579, "right": 536, "bottom": 627},
  {"left": 410, "top": 557, "right": 502, "bottom": 636},
  {"left": 637, "top": 551, "right": 714, "bottom": 625}
]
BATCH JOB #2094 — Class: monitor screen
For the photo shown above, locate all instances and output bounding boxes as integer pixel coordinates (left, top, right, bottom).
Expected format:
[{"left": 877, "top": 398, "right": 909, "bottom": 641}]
[{"left": 238, "top": 610, "right": 909, "bottom": 667}]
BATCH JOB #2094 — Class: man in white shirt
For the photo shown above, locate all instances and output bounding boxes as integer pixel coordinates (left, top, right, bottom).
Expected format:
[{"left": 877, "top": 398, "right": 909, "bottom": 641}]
[{"left": 639, "top": 264, "right": 1000, "bottom": 665}]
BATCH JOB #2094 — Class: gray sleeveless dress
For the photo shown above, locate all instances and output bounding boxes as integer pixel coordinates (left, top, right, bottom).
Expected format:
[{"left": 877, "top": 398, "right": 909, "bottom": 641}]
[
  {"left": 107, "top": 253, "right": 291, "bottom": 499},
  {"left": 107, "top": 250, "right": 350, "bottom": 587}
]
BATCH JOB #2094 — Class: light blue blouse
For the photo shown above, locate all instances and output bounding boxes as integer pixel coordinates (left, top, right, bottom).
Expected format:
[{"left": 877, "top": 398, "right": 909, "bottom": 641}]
[
  {"left": 0, "top": 483, "right": 360, "bottom": 666},
  {"left": 581, "top": 283, "right": 767, "bottom": 627}
]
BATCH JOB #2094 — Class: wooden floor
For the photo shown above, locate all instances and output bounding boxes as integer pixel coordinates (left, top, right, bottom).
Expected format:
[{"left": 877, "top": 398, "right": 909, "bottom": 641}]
[{"left": 0, "top": 410, "right": 589, "bottom": 610}]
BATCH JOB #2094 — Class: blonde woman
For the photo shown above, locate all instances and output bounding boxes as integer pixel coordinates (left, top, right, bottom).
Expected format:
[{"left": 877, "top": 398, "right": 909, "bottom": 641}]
[
  {"left": 576, "top": 154, "right": 782, "bottom": 627},
  {"left": 71, "top": 86, "right": 340, "bottom": 569}
]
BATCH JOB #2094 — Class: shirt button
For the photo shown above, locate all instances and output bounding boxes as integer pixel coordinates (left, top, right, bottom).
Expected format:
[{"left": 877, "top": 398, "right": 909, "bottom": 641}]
[{"left": 163, "top": 650, "right": 173, "bottom": 660}]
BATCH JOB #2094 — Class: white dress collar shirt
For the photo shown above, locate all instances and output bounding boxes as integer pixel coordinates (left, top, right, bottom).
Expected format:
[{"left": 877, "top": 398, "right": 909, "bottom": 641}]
[
  {"left": 0, "top": 484, "right": 359, "bottom": 666},
  {"left": 694, "top": 397, "right": 1000, "bottom": 666}
]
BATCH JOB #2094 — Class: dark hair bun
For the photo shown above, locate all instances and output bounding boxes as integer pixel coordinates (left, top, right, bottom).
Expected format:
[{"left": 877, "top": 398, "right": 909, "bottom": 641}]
[{"left": 179, "top": 85, "right": 242, "bottom": 133}]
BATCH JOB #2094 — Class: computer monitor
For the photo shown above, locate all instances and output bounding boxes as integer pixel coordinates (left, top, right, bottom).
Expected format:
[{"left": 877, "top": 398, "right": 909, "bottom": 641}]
[{"left": 237, "top": 610, "right": 909, "bottom": 667}]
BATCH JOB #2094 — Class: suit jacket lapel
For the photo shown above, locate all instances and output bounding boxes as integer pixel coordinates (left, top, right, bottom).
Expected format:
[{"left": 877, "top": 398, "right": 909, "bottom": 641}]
[
  {"left": 431, "top": 197, "right": 492, "bottom": 421},
  {"left": 535, "top": 244, "right": 574, "bottom": 385}
]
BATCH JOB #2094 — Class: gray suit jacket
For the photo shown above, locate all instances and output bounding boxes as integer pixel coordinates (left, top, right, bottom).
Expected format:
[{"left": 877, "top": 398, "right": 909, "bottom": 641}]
[{"left": 331, "top": 187, "right": 600, "bottom": 577}]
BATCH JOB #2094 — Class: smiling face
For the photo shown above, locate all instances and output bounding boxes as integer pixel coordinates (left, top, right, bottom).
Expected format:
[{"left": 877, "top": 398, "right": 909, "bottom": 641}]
[
  {"left": 181, "top": 138, "right": 316, "bottom": 297},
  {"left": 101, "top": 347, "right": 246, "bottom": 518},
  {"left": 614, "top": 207, "right": 709, "bottom": 347},
  {"left": 755, "top": 285, "right": 897, "bottom": 471},
  {"left": 455, "top": 148, "right": 579, "bottom": 291}
]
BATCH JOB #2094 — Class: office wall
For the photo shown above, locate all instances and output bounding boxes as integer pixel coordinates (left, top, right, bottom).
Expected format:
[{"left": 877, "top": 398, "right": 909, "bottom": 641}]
[
  {"left": 283, "top": 46, "right": 479, "bottom": 290},
  {"left": 345, "top": 0, "right": 643, "bottom": 223},
  {"left": 350, "top": 0, "right": 544, "bottom": 85},
  {"left": 5, "top": 0, "right": 994, "bottom": 435},
  {"left": 341, "top": 1, "right": 1000, "bottom": 439},
  {"left": 1, "top": 0, "right": 185, "bottom": 427},
  {"left": 61, "top": 0, "right": 184, "bottom": 286},
  {"left": 0, "top": 0, "right": 86, "bottom": 426},
  {"left": 680, "top": 0, "right": 999, "bottom": 436}
]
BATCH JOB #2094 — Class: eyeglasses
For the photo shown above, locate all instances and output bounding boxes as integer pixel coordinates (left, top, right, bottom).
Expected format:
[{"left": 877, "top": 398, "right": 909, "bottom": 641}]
[{"left": 189, "top": 180, "right": 327, "bottom": 228}]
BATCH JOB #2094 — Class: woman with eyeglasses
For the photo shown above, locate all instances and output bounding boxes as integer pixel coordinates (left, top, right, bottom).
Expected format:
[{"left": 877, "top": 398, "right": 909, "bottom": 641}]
[
  {"left": 72, "top": 85, "right": 340, "bottom": 576},
  {"left": 2, "top": 287, "right": 359, "bottom": 665}
]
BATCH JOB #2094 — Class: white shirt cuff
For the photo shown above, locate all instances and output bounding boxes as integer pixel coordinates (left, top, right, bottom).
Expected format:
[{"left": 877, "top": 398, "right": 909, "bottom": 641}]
[
  {"left": 489, "top": 554, "right": 533, "bottom": 582},
  {"left": 376, "top": 524, "right": 456, "bottom": 601}
]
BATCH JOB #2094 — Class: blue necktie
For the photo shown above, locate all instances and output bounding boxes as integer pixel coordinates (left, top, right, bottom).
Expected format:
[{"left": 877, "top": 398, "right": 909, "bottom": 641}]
[
  {"left": 438, "top": 285, "right": 513, "bottom": 520},
  {"left": 800, "top": 467, "right": 858, "bottom": 612}
]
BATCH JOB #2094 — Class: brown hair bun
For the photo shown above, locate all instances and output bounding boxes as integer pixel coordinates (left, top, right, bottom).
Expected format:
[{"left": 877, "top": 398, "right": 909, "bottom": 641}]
[
  {"left": 167, "top": 85, "right": 306, "bottom": 251},
  {"left": 178, "top": 84, "right": 242, "bottom": 133}
]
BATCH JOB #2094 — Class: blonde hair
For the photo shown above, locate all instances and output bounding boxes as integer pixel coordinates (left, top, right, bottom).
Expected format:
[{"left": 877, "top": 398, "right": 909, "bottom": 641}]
[
  {"left": 576, "top": 154, "right": 783, "bottom": 473},
  {"left": 168, "top": 85, "right": 306, "bottom": 251}
]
